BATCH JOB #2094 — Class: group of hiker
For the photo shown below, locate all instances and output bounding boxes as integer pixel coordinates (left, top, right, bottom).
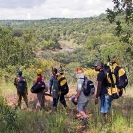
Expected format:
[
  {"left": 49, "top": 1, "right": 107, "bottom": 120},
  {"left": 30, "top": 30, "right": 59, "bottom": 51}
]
[{"left": 14, "top": 57, "right": 128, "bottom": 126}]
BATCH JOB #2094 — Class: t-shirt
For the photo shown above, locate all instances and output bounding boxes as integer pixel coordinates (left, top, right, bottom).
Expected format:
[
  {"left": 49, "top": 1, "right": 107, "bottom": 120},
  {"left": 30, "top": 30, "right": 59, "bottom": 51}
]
[
  {"left": 77, "top": 78, "right": 90, "bottom": 103},
  {"left": 36, "top": 75, "right": 44, "bottom": 82},
  {"left": 49, "top": 75, "right": 55, "bottom": 88},
  {"left": 97, "top": 69, "right": 108, "bottom": 95}
]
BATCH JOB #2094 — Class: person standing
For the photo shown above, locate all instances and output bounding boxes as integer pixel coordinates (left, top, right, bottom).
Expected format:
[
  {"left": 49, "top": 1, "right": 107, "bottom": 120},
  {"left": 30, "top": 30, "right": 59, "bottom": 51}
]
[
  {"left": 94, "top": 61, "right": 113, "bottom": 124},
  {"left": 14, "top": 71, "right": 28, "bottom": 108},
  {"left": 73, "top": 67, "right": 90, "bottom": 125},
  {"left": 34, "top": 69, "right": 48, "bottom": 110},
  {"left": 49, "top": 67, "right": 67, "bottom": 110}
]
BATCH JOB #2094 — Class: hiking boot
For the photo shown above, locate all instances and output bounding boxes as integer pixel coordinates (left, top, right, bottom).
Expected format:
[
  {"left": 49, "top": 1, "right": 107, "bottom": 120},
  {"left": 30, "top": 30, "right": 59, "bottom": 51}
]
[{"left": 82, "top": 118, "right": 88, "bottom": 125}]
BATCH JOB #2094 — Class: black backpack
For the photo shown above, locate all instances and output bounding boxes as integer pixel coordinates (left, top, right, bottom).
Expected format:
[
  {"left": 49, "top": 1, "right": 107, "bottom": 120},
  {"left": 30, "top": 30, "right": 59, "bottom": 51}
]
[
  {"left": 31, "top": 81, "right": 45, "bottom": 93},
  {"left": 57, "top": 73, "right": 69, "bottom": 95},
  {"left": 17, "top": 77, "right": 27, "bottom": 94},
  {"left": 52, "top": 78, "right": 59, "bottom": 98},
  {"left": 82, "top": 76, "right": 95, "bottom": 96},
  {"left": 115, "top": 66, "right": 128, "bottom": 89},
  {"left": 103, "top": 63, "right": 128, "bottom": 99}
]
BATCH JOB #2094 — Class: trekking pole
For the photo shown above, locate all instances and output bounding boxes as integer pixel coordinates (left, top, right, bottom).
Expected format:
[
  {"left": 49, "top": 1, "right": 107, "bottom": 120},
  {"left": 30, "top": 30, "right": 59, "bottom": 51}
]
[{"left": 44, "top": 93, "right": 52, "bottom": 97}]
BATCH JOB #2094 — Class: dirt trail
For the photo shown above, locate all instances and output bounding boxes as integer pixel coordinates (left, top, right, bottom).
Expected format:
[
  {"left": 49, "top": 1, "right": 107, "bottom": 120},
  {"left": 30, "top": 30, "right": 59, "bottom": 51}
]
[
  {"left": 6, "top": 92, "right": 52, "bottom": 108},
  {"left": 6, "top": 86, "right": 76, "bottom": 109}
]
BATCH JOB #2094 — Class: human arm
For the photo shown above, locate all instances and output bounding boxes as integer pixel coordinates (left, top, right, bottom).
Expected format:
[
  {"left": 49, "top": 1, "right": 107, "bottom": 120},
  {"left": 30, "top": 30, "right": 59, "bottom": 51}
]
[
  {"left": 95, "top": 71, "right": 105, "bottom": 104},
  {"left": 14, "top": 78, "right": 18, "bottom": 88},
  {"left": 43, "top": 80, "right": 49, "bottom": 93},
  {"left": 49, "top": 76, "right": 54, "bottom": 94},
  {"left": 95, "top": 81, "right": 102, "bottom": 104},
  {"left": 25, "top": 78, "right": 28, "bottom": 95},
  {"left": 25, "top": 86, "right": 28, "bottom": 95},
  {"left": 74, "top": 90, "right": 81, "bottom": 102},
  {"left": 74, "top": 79, "right": 83, "bottom": 102}
]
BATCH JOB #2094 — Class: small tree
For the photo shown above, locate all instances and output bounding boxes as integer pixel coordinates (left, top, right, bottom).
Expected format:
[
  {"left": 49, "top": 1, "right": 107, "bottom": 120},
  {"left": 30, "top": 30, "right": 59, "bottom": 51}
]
[
  {"left": 106, "top": 0, "right": 133, "bottom": 44},
  {"left": 106, "top": 0, "right": 133, "bottom": 83}
]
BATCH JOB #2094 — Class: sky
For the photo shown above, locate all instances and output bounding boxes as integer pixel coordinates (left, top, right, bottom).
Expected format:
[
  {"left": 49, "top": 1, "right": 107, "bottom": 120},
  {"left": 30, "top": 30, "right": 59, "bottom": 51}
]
[{"left": 0, "top": 0, "right": 114, "bottom": 20}]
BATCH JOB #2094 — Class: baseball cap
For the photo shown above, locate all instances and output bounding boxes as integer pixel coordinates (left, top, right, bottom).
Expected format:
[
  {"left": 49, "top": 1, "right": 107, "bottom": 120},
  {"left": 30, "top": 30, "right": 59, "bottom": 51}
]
[
  {"left": 94, "top": 61, "right": 103, "bottom": 67},
  {"left": 18, "top": 70, "right": 22, "bottom": 76}
]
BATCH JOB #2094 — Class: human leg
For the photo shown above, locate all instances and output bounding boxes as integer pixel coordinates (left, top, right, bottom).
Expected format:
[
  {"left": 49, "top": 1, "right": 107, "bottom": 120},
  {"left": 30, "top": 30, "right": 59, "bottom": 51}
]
[
  {"left": 17, "top": 93, "right": 22, "bottom": 108},
  {"left": 77, "top": 101, "right": 89, "bottom": 119},
  {"left": 36, "top": 91, "right": 44, "bottom": 109},
  {"left": 52, "top": 97, "right": 58, "bottom": 107},
  {"left": 59, "top": 93, "right": 67, "bottom": 107},
  {"left": 77, "top": 102, "right": 89, "bottom": 125},
  {"left": 100, "top": 95, "right": 113, "bottom": 123},
  {"left": 22, "top": 93, "right": 28, "bottom": 107}
]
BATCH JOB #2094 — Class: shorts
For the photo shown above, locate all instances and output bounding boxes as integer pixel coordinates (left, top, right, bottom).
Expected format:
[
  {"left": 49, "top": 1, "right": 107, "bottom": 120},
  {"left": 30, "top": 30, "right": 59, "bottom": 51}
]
[
  {"left": 77, "top": 101, "right": 89, "bottom": 111},
  {"left": 100, "top": 95, "right": 113, "bottom": 113}
]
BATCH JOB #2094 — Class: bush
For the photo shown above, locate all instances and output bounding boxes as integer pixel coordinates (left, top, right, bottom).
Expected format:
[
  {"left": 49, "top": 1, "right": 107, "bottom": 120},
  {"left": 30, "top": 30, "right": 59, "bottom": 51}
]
[{"left": 0, "top": 90, "right": 18, "bottom": 132}]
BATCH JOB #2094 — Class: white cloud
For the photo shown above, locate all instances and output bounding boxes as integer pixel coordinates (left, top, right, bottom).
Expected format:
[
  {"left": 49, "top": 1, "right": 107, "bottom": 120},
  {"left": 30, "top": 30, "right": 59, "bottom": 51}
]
[
  {"left": 61, "top": 9, "right": 71, "bottom": 16},
  {"left": 0, "top": 0, "right": 114, "bottom": 20}
]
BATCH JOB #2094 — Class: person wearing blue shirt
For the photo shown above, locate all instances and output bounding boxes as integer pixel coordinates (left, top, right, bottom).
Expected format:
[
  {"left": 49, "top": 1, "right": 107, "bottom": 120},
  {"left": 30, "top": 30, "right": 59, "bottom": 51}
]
[{"left": 49, "top": 67, "right": 67, "bottom": 110}]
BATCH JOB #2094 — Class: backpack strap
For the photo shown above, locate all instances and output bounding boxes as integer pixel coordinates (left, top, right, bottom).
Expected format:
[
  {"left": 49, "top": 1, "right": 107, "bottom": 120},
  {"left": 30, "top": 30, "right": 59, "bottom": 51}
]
[
  {"left": 108, "top": 71, "right": 115, "bottom": 87},
  {"left": 114, "top": 66, "right": 126, "bottom": 91}
]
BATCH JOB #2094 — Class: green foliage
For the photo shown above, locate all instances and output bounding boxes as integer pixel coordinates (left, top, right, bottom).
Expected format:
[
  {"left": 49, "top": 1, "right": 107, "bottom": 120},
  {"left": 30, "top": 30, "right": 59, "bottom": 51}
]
[
  {"left": 13, "top": 29, "right": 23, "bottom": 37},
  {"left": 86, "top": 36, "right": 102, "bottom": 50},
  {"left": 52, "top": 48, "right": 91, "bottom": 68},
  {"left": 65, "top": 62, "right": 81, "bottom": 83},
  {"left": 44, "top": 111, "right": 68, "bottom": 133},
  {"left": 1, "top": 83, "right": 133, "bottom": 132},
  {"left": 0, "top": 91, "right": 17, "bottom": 132},
  {"left": 0, "top": 15, "right": 133, "bottom": 84},
  {"left": 106, "top": 0, "right": 133, "bottom": 43},
  {"left": 0, "top": 27, "right": 35, "bottom": 68}
]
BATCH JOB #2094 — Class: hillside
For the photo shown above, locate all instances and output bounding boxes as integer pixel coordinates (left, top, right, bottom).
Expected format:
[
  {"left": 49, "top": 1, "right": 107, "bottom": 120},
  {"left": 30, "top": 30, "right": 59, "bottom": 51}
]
[{"left": 0, "top": 12, "right": 133, "bottom": 133}]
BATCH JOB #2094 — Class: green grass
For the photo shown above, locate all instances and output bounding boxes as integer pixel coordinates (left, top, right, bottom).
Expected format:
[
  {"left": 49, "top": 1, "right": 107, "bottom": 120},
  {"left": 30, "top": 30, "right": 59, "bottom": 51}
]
[{"left": 1, "top": 85, "right": 133, "bottom": 133}]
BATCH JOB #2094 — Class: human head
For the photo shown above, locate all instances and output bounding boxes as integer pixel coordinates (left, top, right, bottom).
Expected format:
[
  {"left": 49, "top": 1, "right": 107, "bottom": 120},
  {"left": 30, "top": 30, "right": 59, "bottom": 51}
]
[
  {"left": 53, "top": 68, "right": 57, "bottom": 74},
  {"left": 94, "top": 61, "right": 103, "bottom": 71},
  {"left": 76, "top": 67, "right": 84, "bottom": 78},
  {"left": 76, "top": 67, "right": 84, "bottom": 74},
  {"left": 18, "top": 71, "right": 22, "bottom": 76},
  {"left": 36, "top": 69, "right": 42, "bottom": 75}
]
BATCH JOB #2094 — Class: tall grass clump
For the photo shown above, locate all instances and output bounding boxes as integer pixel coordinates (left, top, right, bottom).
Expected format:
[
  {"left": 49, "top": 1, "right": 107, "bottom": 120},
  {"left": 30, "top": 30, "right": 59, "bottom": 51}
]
[
  {"left": 44, "top": 108, "right": 77, "bottom": 133},
  {"left": 0, "top": 89, "right": 18, "bottom": 133}
]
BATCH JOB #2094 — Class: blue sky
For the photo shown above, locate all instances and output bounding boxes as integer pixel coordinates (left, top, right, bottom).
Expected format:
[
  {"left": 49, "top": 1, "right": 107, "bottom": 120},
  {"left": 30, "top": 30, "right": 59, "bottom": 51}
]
[{"left": 0, "top": 0, "right": 114, "bottom": 20}]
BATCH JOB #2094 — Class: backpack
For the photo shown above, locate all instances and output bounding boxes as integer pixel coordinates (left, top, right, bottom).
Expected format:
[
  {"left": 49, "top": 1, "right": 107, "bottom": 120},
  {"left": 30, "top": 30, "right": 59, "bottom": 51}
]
[
  {"left": 57, "top": 73, "right": 69, "bottom": 95},
  {"left": 81, "top": 76, "right": 95, "bottom": 96},
  {"left": 104, "top": 63, "right": 128, "bottom": 99},
  {"left": 17, "top": 77, "right": 27, "bottom": 94},
  {"left": 31, "top": 77, "right": 46, "bottom": 93},
  {"left": 52, "top": 78, "right": 59, "bottom": 98}
]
